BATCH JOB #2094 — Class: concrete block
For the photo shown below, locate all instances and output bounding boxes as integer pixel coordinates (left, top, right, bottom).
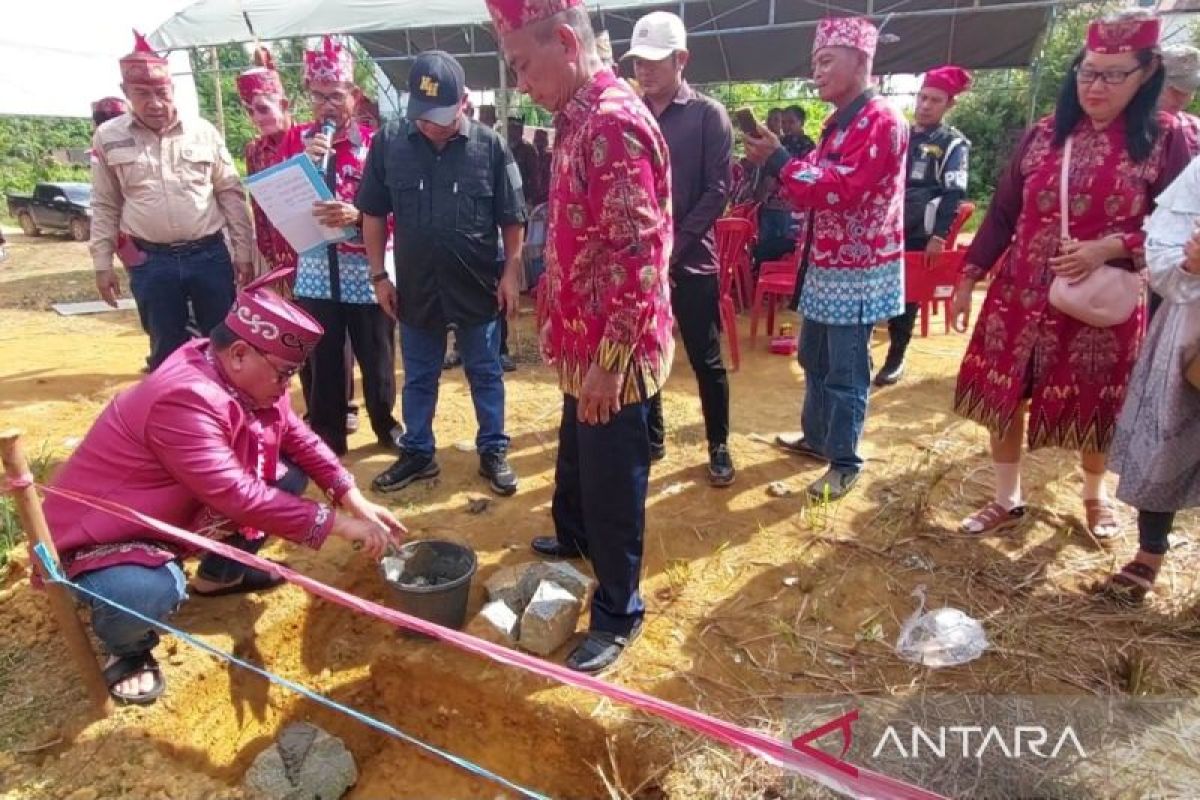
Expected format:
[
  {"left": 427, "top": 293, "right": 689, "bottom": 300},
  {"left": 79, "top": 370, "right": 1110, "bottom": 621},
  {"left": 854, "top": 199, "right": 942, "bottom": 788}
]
[
  {"left": 243, "top": 722, "right": 357, "bottom": 800},
  {"left": 465, "top": 599, "right": 520, "bottom": 646},
  {"left": 484, "top": 561, "right": 543, "bottom": 610},
  {"left": 518, "top": 581, "right": 581, "bottom": 656},
  {"left": 526, "top": 561, "right": 594, "bottom": 604}
]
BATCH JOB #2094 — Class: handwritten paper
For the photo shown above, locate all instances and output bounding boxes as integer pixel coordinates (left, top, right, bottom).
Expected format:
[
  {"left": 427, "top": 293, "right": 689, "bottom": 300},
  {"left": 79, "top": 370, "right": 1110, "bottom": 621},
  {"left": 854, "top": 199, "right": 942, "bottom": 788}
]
[{"left": 244, "top": 155, "right": 356, "bottom": 255}]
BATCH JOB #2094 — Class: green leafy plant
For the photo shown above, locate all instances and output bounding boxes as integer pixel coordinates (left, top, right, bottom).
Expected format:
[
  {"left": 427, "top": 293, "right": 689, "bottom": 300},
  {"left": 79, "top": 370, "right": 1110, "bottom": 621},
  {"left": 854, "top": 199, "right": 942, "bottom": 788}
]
[{"left": 0, "top": 442, "right": 57, "bottom": 577}]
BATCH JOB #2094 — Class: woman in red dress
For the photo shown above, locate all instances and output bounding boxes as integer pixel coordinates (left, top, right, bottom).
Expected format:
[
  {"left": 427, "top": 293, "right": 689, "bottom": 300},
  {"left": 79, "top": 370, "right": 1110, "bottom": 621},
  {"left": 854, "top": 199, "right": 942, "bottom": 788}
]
[
  {"left": 949, "top": 11, "right": 1191, "bottom": 540},
  {"left": 238, "top": 47, "right": 296, "bottom": 274}
]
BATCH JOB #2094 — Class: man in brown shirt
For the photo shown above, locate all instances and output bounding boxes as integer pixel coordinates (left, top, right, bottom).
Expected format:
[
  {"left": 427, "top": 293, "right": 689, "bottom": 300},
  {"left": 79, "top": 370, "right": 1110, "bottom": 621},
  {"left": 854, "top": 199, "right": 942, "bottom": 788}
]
[{"left": 90, "top": 32, "right": 253, "bottom": 370}]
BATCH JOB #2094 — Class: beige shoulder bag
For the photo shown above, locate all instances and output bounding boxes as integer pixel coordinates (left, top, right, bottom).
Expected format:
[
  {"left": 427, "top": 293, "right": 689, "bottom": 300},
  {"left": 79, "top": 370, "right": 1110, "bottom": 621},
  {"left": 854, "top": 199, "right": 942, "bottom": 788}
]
[{"left": 1047, "top": 136, "right": 1144, "bottom": 328}]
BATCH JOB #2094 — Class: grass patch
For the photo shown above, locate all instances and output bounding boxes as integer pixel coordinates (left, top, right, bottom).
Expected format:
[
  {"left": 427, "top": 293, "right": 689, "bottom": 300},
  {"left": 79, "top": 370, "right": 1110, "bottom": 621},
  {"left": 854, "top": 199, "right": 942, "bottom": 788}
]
[{"left": 1, "top": 441, "right": 56, "bottom": 577}]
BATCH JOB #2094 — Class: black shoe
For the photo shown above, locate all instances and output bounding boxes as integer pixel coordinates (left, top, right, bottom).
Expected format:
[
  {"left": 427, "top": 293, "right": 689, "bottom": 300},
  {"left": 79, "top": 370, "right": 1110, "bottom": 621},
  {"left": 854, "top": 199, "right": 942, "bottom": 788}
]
[
  {"left": 479, "top": 450, "right": 518, "bottom": 496},
  {"left": 499, "top": 353, "right": 517, "bottom": 372},
  {"left": 874, "top": 350, "right": 907, "bottom": 386},
  {"left": 775, "top": 435, "right": 829, "bottom": 463},
  {"left": 530, "top": 536, "right": 583, "bottom": 559},
  {"left": 708, "top": 443, "right": 736, "bottom": 487},
  {"left": 806, "top": 467, "right": 860, "bottom": 501},
  {"left": 565, "top": 622, "right": 642, "bottom": 673},
  {"left": 371, "top": 452, "right": 440, "bottom": 493},
  {"left": 649, "top": 443, "right": 666, "bottom": 463},
  {"left": 443, "top": 351, "right": 462, "bottom": 370}
]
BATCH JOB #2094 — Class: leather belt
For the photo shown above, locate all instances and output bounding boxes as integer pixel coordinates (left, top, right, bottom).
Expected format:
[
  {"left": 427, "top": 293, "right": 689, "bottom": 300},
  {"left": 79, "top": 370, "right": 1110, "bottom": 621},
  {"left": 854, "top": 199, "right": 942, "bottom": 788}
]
[{"left": 131, "top": 232, "right": 223, "bottom": 254}]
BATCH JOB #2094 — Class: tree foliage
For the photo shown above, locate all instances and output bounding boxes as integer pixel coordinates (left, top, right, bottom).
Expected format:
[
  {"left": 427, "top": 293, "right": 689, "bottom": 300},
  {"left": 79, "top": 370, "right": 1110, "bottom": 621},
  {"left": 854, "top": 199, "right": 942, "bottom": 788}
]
[
  {"left": 0, "top": 116, "right": 91, "bottom": 199},
  {"left": 950, "top": 1, "right": 1122, "bottom": 202}
]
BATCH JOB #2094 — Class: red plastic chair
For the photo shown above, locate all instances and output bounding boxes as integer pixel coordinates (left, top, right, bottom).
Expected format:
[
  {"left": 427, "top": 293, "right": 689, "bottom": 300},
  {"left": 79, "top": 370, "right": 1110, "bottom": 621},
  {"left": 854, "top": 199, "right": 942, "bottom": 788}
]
[
  {"left": 749, "top": 247, "right": 801, "bottom": 347},
  {"left": 714, "top": 217, "right": 753, "bottom": 371},
  {"left": 904, "top": 201, "right": 975, "bottom": 336},
  {"left": 726, "top": 202, "right": 759, "bottom": 309},
  {"left": 904, "top": 250, "right": 964, "bottom": 335},
  {"left": 942, "top": 201, "right": 976, "bottom": 251}
]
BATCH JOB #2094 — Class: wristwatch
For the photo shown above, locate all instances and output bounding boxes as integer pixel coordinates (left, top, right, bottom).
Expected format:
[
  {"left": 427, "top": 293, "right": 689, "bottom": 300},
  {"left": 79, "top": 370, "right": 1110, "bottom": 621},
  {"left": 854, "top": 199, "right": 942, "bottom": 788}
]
[{"left": 370, "top": 272, "right": 390, "bottom": 284}]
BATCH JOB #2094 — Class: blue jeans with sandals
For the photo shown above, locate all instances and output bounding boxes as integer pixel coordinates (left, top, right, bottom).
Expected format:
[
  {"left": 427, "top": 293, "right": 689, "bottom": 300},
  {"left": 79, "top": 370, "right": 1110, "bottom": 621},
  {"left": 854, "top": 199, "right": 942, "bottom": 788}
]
[{"left": 72, "top": 461, "right": 308, "bottom": 659}]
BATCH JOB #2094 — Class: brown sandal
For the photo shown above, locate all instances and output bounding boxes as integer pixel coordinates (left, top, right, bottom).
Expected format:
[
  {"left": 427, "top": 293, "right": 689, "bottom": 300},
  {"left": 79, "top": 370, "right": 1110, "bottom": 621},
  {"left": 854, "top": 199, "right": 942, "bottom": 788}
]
[
  {"left": 1084, "top": 498, "right": 1122, "bottom": 544},
  {"left": 959, "top": 502, "right": 1026, "bottom": 536},
  {"left": 1096, "top": 560, "right": 1158, "bottom": 605}
]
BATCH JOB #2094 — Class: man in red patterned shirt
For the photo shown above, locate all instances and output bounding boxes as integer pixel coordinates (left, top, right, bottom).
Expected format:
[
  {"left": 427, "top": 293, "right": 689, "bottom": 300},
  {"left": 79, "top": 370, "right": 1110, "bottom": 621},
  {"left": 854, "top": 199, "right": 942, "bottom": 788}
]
[
  {"left": 745, "top": 16, "right": 907, "bottom": 501},
  {"left": 489, "top": 0, "right": 674, "bottom": 673}
]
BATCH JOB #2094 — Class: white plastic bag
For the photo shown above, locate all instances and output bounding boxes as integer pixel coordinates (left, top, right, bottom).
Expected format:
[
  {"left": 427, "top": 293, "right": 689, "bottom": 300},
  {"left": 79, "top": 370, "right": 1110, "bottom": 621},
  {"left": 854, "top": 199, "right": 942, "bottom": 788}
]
[{"left": 895, "top": 585, "right": 988, "bottom": 667}]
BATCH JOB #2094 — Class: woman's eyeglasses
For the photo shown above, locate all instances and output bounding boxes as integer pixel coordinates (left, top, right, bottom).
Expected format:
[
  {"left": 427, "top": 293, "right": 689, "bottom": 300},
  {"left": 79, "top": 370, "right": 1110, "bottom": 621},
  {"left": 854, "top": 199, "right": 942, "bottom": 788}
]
[{"left": 1074, "top": 65, "right": 1142, "bottom": 86}]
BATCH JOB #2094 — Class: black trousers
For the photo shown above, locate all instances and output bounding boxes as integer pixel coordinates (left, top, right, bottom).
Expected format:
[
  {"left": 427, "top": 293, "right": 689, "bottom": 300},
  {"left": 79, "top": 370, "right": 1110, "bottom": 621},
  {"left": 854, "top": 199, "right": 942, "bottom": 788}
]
[
  {"left": 648, "top": 271, "right": 730, "bottom": 449},
  {"left": 297, "top": 299, "right": 399, "bottom": 455},
  {"left": 1138, "top": 510, "right": 1175, "bottom": 556},
  {"left": 552, "top": 396, "right": 650, "bottom": 637},
  {"left": 886, "top": 302, "right": 921, "bottom": 355},
  {"left": 884, "top": 233, "right": 931, "bottom": 358},
  {"left": 300, "top": 338, "right": 356, "bottom": 418},
  {"left": 196, "top": 459, "right": 309, "bottom": 583}
]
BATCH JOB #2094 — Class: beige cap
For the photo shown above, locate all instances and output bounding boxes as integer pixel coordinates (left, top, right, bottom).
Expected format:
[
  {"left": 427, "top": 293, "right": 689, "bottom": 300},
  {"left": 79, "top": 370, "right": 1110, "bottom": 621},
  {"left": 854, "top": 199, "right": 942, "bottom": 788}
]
[{"left": 623, "top": 11, "right": 687, "bottom": 61}]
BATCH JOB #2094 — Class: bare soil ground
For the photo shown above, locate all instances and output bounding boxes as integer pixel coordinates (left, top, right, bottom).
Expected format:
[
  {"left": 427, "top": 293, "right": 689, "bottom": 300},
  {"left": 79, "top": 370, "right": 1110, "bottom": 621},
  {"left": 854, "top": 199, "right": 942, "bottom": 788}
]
[{"left": 1, "top": 230, "right": 1198, "bottom": 799}]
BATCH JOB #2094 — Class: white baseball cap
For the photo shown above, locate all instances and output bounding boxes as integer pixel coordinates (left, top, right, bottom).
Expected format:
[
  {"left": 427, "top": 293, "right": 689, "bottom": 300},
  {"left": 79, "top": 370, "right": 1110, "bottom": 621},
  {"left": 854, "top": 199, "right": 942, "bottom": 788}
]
[{"left": 623, "top": 11, "right": 687, "bottom": 61}]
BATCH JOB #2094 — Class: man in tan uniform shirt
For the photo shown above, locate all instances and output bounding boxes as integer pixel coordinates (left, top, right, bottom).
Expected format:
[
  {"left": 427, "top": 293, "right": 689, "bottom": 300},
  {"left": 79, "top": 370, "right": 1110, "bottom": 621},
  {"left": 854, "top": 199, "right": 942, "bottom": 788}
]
[{"left": 91, "top": 32, "right": 253, "bottom": 370}]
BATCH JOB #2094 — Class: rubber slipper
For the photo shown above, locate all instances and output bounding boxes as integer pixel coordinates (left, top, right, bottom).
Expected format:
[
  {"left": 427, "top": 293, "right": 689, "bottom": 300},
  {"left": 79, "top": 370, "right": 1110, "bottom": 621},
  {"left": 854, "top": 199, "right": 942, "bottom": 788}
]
[{"left": 103, "top": 652, "right": 165, "bottom": 706}]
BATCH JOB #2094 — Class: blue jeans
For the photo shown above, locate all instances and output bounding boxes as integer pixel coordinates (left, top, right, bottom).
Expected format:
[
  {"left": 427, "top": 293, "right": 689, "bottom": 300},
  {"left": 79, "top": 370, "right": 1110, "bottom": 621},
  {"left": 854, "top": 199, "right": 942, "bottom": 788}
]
[
  {"left": 75, "top": 561, "right": 188, "bottom": 658},
  {"left": 552, "top": 396, "right": 650, "bottom": 636},
  {"left": 797, "top": 319, "right": 873, "bottom": 473},
  {"left": 71, "top": 460, "right": 308, "bottom": 656},
  {"left": 128, "top": 238, "right": 236, "bottom": 370},
  {"left": 194, "top": 459, "right": 309, "bottom": 584},
  {"left": 399, "top": 321, "right": 508, "bottom": 457}
]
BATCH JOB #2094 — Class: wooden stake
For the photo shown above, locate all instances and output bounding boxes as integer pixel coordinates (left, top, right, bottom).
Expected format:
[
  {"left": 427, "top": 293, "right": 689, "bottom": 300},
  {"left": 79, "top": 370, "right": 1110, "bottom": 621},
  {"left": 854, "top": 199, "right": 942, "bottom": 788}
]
[{"left": 0, "top": 430, "right": 111, "bottom": 712}]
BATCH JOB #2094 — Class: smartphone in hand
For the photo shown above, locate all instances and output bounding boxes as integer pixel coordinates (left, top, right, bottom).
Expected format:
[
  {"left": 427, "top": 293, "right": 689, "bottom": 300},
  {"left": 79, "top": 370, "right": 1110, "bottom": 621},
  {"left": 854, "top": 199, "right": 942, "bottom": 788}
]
[{"left": 734, "top": 107, "right": 760, "bottom": 137}]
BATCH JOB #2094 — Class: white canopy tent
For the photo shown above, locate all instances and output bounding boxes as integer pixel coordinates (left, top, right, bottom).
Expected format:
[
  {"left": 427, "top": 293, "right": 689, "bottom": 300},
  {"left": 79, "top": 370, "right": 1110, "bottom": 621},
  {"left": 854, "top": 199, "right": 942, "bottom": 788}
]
[
  {"left": 151, "top": 0, "right": 655, "bottom": 49},
  {"left": 1, "top": 1, "right": 199, "bottom": 119},
  {"left": 151, "top": 0, "right": 1068, "bottom": 91}
]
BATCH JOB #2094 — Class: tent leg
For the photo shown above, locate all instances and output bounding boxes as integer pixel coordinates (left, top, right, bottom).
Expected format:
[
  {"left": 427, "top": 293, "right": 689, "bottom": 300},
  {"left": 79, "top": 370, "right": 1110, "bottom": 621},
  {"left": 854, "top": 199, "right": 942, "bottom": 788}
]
[
  {"left": 0, "top": 430, "right": 112, "bottom": 714},
  {"left": 497, "top": 52, "right": 509, "bottom": 124},
  {"left": 210, "top": 46, "right": 226, "bottom": 137}
]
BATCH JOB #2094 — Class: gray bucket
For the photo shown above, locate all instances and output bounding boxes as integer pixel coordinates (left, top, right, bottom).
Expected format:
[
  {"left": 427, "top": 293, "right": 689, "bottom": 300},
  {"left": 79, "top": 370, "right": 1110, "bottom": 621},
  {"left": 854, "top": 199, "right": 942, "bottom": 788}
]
[{"left": 380, "top": 539, "right": 477, "bottom": 633}]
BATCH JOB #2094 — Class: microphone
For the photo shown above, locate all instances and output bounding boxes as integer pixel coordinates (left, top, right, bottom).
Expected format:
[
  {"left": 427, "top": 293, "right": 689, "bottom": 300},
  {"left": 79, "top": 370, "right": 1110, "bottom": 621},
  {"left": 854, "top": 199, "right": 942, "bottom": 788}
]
[{"left": 319, "top": 118, "right": 336, "bottom": 176}]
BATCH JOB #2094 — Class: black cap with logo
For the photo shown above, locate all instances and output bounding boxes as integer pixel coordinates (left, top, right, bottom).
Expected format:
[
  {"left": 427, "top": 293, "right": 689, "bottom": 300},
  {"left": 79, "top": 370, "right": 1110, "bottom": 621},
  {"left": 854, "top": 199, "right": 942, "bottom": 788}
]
[{"left": 406, "top": 50, "right": 466, "bottom": 126}]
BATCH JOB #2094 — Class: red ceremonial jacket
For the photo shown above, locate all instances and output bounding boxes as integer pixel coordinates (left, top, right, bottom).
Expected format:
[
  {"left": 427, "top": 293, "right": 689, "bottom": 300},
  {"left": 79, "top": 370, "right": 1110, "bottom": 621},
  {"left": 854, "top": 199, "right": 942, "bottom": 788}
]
[{"left": 539, "top": 69, "right": 675, "bottom": 404}]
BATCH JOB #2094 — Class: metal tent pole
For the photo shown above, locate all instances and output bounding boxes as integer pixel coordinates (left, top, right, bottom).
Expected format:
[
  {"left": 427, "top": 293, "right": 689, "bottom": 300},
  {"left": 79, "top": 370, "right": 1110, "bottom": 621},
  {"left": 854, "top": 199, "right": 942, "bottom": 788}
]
[{"left": 497, "top": 51, "right": 509, "bottom": 125}]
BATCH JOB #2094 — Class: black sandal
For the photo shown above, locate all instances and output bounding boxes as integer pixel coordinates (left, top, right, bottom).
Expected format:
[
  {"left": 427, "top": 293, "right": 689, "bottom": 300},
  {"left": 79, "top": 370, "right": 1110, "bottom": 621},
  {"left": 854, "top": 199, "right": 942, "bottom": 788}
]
[
  {"left": 191, "top": 563, "right": 287, "bottom": 597},
  {"left": 1096, "top": 561, "right": 1158, "bottom": 606},
  {"left": 103, "top": 652, "right": 165, "bottom": 706}
]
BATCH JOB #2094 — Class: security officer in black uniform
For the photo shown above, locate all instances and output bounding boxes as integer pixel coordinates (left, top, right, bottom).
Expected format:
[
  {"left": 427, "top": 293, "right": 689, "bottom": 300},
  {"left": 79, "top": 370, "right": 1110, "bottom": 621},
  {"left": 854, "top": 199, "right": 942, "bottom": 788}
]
[
  {"left": 876, "top": 65, "right": 972, "bottom": 386},
  {"left": 357, "top": 51, "right": 527, "bottom": 496}
]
